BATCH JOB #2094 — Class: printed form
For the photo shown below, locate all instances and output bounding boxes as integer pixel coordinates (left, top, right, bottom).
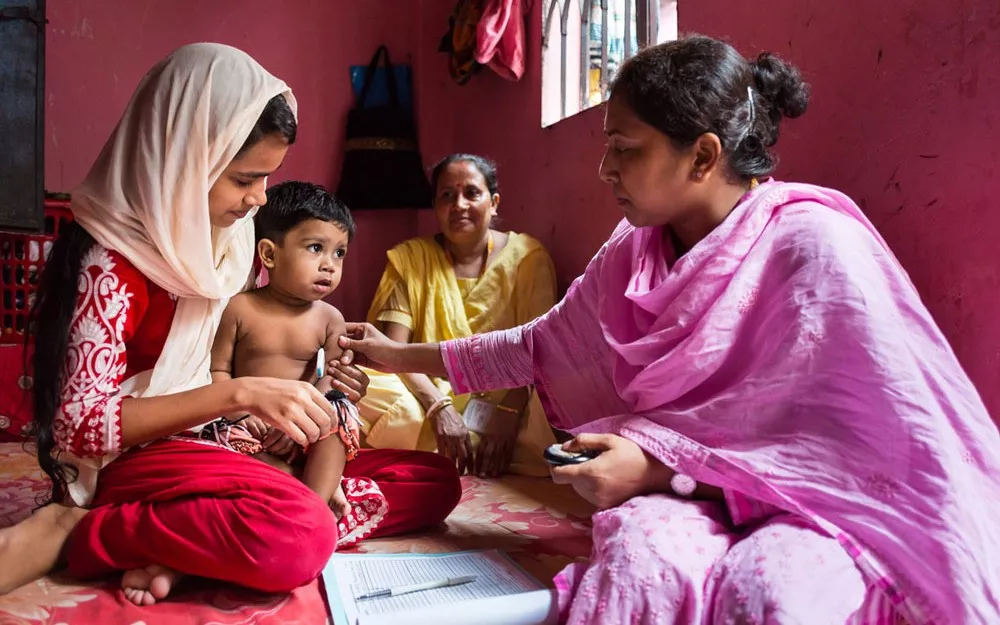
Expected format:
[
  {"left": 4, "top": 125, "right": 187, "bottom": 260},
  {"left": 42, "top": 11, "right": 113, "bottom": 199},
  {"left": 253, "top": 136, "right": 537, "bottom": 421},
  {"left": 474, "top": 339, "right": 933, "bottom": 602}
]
[{"left": 324, "top": 549, "right": 557, "bottom": 625}]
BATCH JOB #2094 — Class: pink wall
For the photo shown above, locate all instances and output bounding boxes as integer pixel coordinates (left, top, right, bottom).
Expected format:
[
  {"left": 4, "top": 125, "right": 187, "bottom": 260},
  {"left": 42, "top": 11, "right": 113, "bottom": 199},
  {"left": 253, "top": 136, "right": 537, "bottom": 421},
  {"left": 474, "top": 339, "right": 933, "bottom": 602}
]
[
  {"left": 43, "top": 1, "right": 1000, "bottom": 416},
  {"left": 414, "top": 0, "right": 1000, "bottom": 417},
  {"left": 45, "top": 0, "right": 421, "bottom": 191},
  {"left": 685, "top": 1, "right": 1000, "bottom": 418},
  {"left": 44, "top": 0, "right": 420, "bottom": 321}
]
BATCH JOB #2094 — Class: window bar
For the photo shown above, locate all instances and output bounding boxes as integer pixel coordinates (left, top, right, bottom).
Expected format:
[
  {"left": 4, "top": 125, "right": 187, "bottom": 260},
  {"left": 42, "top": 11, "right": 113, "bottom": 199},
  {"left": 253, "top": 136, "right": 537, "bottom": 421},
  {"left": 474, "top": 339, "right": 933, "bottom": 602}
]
[
  {"left": 637, "top": 0, "right": 655, "bottom": 49},
  {"left": 600, "top": 0, "right": 609, "bottom": 99},
  {"left": 624, "top": 0, "right": 633, "bottom": 59},
  {"left": 542, "top": 0, "right": 561, "bottom": 48},
  {"left": 580, "top": 0, "right": 592, "bottom": 110},
  {"left": 542, "top": 0, "right": 558, "bottom": 48},
  {"left": 560, "top": 0, "right": 572, "bottom": 119},
  {"left": 649, "top": 1, "right": 660, "bottom": 48},
  {"left": 543, "top": 0, "right": 568, "bottom": 119}
]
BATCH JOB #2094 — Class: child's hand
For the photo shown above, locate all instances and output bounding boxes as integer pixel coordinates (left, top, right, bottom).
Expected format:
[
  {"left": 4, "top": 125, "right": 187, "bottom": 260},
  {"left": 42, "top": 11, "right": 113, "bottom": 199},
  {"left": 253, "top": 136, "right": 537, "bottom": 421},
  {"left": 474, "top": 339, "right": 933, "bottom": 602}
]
[
  {"left": 243, "top": 415, "right": 270, "bottom": 441},
  {"left": 329, "top": 483, "right": 351, "bottom": 520},
  {"left": 263, "top": 429, "right": 297, "bottom": 458}
]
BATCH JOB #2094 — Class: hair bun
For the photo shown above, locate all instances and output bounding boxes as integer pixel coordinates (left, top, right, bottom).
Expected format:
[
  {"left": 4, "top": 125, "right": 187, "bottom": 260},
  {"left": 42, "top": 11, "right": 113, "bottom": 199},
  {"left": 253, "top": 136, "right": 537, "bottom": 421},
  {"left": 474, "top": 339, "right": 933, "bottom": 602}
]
[{"left": 750, "top": 52, "right": 809, "bottom": 120}]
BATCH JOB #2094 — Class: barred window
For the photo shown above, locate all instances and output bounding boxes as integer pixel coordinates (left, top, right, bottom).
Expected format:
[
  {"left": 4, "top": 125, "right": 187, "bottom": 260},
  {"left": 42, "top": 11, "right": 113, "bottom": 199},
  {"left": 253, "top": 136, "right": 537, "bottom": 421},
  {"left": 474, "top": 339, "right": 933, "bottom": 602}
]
[{"left": 542, "top": 0, "right": 678, "bottom": 127}]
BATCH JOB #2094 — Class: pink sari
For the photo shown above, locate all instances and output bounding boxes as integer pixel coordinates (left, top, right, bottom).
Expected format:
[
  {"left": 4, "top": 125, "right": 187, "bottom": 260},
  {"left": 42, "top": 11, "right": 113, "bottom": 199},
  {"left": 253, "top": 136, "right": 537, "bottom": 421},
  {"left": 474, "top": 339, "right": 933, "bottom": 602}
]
[{"left": 443, "top": 180, "right": 1000, "bottom": 624}]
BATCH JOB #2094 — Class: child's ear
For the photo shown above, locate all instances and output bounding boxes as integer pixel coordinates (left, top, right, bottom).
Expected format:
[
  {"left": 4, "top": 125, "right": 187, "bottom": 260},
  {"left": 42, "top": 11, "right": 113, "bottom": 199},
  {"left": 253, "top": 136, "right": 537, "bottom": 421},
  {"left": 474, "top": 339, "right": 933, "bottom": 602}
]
[{"left": 257, "top": 238, "right": 278, "bottom": 269}]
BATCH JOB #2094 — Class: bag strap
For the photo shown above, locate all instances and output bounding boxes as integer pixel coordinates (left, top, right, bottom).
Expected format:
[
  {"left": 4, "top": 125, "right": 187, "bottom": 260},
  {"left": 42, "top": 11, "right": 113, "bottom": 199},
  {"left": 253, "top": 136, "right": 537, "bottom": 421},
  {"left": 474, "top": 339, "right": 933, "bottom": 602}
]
[{"left": 357, "top": 45, "right": 401, "bottom": 108}]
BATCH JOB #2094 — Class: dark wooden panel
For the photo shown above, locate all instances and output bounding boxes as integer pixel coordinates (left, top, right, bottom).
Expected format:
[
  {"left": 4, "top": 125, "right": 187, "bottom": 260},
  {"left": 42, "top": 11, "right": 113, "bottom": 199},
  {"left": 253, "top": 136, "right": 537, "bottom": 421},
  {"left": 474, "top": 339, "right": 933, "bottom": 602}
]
[{"left": 0, "top": 0, "right": 45, "bottom": 233}]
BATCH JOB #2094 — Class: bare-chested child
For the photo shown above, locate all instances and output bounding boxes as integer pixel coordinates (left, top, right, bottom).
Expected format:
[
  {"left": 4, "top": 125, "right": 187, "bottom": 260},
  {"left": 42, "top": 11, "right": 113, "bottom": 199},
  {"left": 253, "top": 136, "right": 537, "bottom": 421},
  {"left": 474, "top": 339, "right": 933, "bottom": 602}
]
[{"left": 210, "top": 181, "right": 358, "bottom": 519}]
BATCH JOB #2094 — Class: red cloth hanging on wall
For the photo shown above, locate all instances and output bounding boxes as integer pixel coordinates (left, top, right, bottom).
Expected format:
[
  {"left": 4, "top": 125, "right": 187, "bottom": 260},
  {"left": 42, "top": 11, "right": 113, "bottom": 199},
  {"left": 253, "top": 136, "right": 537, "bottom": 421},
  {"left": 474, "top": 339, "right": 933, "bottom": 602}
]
[{"left": 475, "top": 0, "right": 526, "bottom": 81}]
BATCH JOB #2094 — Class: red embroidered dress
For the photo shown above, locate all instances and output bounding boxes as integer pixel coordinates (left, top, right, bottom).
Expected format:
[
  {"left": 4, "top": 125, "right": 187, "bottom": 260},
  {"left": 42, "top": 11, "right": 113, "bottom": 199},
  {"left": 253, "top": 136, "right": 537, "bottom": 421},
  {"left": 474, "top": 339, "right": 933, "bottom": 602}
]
[
  {"left": 55, "top": 246, "right": 176, "bottom": 457},
  {"left": 56, "top": 244, "right": 461, "bottom": 583}
]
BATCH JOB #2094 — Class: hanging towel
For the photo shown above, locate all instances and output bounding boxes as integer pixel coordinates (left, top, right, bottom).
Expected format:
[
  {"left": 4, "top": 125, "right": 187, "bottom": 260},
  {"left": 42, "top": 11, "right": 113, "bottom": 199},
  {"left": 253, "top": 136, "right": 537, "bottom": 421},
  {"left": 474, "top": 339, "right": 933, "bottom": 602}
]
[{"left": 475, "top": 0, "right": 525, "bottom": 81}]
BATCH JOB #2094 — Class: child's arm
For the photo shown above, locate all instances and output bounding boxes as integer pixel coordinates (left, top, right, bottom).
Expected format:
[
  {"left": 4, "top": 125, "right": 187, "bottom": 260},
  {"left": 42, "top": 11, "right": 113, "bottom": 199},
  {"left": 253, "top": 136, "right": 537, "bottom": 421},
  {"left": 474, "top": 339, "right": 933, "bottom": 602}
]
[
  {"left": 316, "top": 304, "right": 348, "bottom": 393},
  {"left": 300, "top": 304, "right": 357, "bottom": 510}
]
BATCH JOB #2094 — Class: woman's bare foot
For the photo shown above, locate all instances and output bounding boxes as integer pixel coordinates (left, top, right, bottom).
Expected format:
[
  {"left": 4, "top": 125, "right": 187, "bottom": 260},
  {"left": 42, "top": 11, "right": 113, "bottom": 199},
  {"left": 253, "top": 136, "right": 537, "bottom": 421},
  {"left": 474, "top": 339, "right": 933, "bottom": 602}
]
[
  {"left": 121, "top": 564, "right": 183, "bottom": 606},
  {"left": 0, "top": 503, "right": 88, "bottom": 595}
]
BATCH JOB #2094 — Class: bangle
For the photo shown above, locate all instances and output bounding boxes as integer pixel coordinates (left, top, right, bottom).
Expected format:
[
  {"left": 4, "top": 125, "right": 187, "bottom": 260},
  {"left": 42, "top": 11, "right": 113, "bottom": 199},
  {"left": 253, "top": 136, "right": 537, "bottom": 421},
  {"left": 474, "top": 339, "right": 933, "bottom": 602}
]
[{"left": 425, "top": 396, "right": 453, "bottom": 420}]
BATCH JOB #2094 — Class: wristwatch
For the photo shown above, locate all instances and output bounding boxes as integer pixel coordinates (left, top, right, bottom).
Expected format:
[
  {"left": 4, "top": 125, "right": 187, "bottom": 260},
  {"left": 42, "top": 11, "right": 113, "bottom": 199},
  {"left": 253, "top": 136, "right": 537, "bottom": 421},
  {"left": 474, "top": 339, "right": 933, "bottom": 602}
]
[{"left": 670, "top": 472, "right": 697, "bottom": 498}]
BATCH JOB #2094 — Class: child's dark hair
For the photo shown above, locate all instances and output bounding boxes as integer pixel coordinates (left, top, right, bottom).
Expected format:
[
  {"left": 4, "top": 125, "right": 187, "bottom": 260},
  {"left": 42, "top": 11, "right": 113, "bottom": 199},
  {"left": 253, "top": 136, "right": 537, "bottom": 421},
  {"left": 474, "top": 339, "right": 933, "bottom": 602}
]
[
  {"left": 28, "top": 93, "right": 296, "bottom": 504},
  {"left": 610, "top": 35, "right": 809, "bottom": 180},
  {"left": 430, "top": 153, "right": 500, "bottom": 197},
  {"left": 256, "top": 182, "right": 355, "bottom": 244}
]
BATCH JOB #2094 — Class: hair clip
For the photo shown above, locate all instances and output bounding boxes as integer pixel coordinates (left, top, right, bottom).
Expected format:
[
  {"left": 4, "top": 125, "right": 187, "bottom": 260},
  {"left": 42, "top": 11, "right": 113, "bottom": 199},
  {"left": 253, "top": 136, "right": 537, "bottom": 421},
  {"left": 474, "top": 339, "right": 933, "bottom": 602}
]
[{"left": 734, "top": 86, "right": 757, "bottom": 148}]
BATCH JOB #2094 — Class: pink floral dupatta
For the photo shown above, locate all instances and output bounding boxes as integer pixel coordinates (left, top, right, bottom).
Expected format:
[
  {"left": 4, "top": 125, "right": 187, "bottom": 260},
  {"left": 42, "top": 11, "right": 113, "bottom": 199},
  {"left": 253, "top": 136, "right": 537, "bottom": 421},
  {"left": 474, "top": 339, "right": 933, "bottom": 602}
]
[{"left": 444, "top": 180, "right": 1000, "bottom": 623}]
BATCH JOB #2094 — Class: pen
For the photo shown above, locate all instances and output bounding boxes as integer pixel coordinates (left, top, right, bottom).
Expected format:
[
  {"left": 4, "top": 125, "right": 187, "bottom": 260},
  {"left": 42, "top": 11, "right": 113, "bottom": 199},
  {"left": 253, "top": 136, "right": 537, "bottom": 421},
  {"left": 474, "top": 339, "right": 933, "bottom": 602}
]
[{"left": 355, "top": 575, "right": 477, "bottom": 601}]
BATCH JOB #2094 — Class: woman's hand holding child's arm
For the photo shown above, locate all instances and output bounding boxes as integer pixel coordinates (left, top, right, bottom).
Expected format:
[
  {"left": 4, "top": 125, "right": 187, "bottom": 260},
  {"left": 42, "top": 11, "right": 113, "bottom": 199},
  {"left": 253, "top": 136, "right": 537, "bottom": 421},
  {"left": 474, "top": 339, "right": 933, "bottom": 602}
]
[
  {"left": 339, "top": 322, "right": 449, "bottom": 377},
  {"left": 235, "top": 378, "right": 334, "bottom": 447}
]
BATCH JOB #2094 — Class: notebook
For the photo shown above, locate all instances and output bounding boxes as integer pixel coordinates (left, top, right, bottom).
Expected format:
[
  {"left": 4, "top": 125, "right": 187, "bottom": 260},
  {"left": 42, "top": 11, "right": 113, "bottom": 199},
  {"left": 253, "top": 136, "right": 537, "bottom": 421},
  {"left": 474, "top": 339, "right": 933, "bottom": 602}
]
[{"left": 322, "top": 549, "right": 558, "bottom": 625}]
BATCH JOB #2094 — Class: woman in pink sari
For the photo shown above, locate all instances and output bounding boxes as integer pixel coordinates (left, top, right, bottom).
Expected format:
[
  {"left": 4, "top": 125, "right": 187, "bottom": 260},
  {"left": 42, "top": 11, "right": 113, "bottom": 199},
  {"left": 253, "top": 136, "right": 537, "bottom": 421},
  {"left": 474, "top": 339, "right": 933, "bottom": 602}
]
[{"left": 339, "top": 35, "right": 1000, "bottom": 624}]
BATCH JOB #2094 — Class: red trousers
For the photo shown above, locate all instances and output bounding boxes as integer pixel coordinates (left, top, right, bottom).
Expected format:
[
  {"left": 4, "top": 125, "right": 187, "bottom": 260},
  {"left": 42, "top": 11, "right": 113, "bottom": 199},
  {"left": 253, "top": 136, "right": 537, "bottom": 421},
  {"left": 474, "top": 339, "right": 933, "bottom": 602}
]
[{"left": 64, "top": 440, "right": 462, "bottom": 592}]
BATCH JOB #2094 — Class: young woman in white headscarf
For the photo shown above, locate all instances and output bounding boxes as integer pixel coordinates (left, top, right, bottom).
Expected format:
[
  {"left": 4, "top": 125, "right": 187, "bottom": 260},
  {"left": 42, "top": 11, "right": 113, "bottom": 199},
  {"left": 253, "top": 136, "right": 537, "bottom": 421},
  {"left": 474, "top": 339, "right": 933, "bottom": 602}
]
[{"left": 0, "top": 43, "right": 461, "bottom": 606}]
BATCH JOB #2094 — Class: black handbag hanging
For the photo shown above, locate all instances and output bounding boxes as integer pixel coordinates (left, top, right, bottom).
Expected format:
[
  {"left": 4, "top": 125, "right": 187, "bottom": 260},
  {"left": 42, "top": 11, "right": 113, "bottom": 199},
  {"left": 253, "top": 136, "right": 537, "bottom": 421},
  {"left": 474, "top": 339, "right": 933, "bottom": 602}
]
[{"left": 336, "top": 46, "right": 432, "bottom": 210}]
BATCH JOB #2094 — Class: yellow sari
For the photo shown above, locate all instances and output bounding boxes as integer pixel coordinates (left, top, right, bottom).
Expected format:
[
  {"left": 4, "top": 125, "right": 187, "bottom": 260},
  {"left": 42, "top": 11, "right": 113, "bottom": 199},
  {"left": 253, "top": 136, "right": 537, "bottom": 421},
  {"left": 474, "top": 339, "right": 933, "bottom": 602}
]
[{"left": 358, "top": 232, "right": 557, "bottom": 476}]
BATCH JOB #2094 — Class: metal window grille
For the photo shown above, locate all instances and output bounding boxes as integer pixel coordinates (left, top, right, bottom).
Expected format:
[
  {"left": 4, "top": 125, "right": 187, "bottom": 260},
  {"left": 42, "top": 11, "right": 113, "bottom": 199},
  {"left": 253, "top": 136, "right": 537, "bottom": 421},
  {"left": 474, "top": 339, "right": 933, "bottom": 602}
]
[{"left": 543, "top": 0, "right": 674, "bottom": 126}]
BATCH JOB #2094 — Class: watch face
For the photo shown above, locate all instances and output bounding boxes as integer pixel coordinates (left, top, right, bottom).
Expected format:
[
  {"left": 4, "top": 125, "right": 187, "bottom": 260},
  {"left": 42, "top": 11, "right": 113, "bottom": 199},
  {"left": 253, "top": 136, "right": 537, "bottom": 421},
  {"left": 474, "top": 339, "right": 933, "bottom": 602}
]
[{"left": 671, "top": 473, "right": 697, "bottom": 497}]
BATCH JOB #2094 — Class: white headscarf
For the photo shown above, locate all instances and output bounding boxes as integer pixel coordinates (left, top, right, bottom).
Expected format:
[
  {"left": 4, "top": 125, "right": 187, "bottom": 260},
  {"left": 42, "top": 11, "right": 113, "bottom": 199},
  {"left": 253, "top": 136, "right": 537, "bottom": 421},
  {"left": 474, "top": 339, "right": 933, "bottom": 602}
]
[{"left": 72, "top": 42, "right": 297, "bottom": 399}]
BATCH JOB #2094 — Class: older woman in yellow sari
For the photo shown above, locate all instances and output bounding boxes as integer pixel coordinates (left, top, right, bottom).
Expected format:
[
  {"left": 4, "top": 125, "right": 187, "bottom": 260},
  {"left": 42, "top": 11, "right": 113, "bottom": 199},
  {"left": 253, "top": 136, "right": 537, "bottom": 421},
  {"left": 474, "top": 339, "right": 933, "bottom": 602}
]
[{"left": 358, "top": 154, "right": 557, "bottom": 477}]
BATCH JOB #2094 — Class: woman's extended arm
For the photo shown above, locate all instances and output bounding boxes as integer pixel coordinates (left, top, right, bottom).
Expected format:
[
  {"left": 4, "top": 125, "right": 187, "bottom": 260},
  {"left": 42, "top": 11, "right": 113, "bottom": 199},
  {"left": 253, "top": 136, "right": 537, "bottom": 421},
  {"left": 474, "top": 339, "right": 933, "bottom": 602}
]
[
  {"left": 339, "top": 322, "right": 536, "bottom": 397},
  {"left": 118, "top": 380, "right": 250, "bottom": 447},
  {"left": 339, "top": 322, "right": 449, "bottom": 377},
  {"left": 116, "top": 377, "right": 334, "bottom": 450},
  {"left": 382, "top": 322, "right": 449, "bottom": 411}
]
